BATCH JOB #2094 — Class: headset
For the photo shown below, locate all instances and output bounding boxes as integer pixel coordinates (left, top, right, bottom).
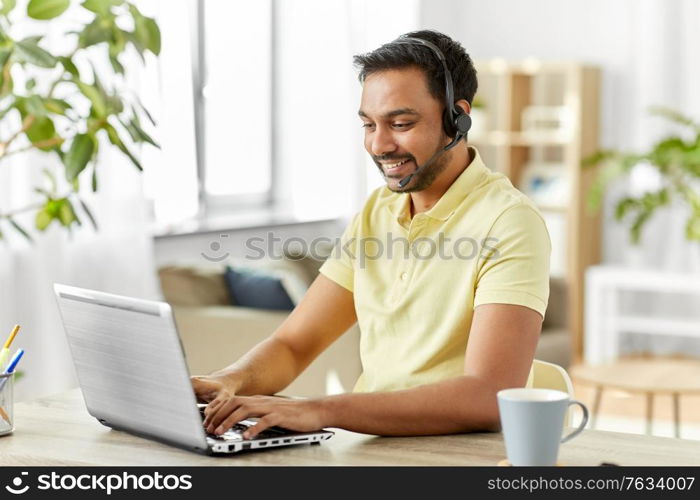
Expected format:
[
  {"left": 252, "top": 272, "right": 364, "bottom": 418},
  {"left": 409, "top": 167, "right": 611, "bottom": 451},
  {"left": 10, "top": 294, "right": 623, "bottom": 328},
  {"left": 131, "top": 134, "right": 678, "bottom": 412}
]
[{"left": 388, "top": 36, "right": 472, "bottom": 188}]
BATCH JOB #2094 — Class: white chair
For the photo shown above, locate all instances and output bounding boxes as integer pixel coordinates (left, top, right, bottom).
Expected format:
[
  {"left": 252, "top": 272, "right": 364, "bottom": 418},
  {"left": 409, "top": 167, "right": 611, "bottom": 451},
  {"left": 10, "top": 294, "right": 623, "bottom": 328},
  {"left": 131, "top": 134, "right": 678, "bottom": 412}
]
[{"left": 530, "top": 359, "right": 576, "bottom": 426}]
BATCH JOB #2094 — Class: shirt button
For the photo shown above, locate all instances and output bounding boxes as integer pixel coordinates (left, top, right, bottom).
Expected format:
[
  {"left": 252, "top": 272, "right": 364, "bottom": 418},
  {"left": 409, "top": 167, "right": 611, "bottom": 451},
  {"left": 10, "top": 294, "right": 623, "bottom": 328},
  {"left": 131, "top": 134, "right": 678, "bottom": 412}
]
[{"left": 400, "top": 272, "right": 408, "bottom": 281}]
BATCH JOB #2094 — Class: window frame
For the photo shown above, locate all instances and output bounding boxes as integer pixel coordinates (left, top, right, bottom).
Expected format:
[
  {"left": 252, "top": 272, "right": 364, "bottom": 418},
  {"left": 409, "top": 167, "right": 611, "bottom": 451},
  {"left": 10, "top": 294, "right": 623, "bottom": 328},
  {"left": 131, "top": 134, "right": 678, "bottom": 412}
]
[{"left": 191, "top": 0, "right": 277, "bottom": 216}]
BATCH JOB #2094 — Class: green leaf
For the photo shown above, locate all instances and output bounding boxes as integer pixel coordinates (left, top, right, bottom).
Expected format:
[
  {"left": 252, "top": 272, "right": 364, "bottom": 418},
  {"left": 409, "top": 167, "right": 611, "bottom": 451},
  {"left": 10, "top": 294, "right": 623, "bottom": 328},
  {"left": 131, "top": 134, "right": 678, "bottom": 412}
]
[
  {"left": 649, "top": 106, "right": 699, "bottom": 131},
  {"left": 0, "top": 47, "right": 11, "bottom": 68},
  {"left": 26, "top": 77, "right": 36, "bottom": 90},
  {"left": 109, "top": 52, "right": 124, "bottom": 74},
  {"left": 79, "top": 18, "right": 112, "bottom": 48},
  {"left": 25, "top": 94, "right": 46, "bottom": 116},
  {"left": 0, "top": 68, "right": 12, "bottom": 96},
  {"left": 9, "top": 217, "right": 33, "bottom": 241},
  {"left": 686, "top": 213, "right": 700, "bottom": 241},
  {"left": 81, "top": 0, "right": 121, "bottom": 17},
  {"left": 91, "top": 164, "right": 98, "bottom": 192},
  {"left": 27, "top": 0, "right": 70, "bottom": 20},
  {"left": 14, "top": 37, "right": 57, "bottom": 67},
  {"left": 133, "top": 94, "right": 156, "bottom": 126},
  {"left": 57, "top": 199, "right": 79, "bottom": 227},
  {"left": 629, "top": 211, "right": 651, "bottom": 245},
  {"left": 614, "top": 198, "right": 637, "bottom": 221},
  {"left": 0, "top": 47, "right": 12, "bottom": 96},
  {"left": 35, "top": 207, "right": 53, "bottom": 231},
  {"left": 77, "top": 197, "right": 98, "bottom": 230},
  {"left": 43, "top": 97, "right": 71, "bottom": 115},
  {"left": 25, "top": 115, "right": 58, "bottom": 151},
  {"left": 75, "top": 80, "right": 107, "bottom": 117},
  {"left": 106, "top": 94, "right": 123, "bottom": 114},
  {"left": 130, "top": 5, "right": 160, "bottom": 56},
  {"left": 119, "top": 115, "right": 158, "bottom": 148},
  {"left": 105, "top": 122, "right": 142, "bottom": 170},
  {"left": 59, "top": 56, "right": 79, "bottom": 78},
  {"left": 64, "top": 133, "right": 96, "bottom": 181},
  {"left": 123, "top": 30, "right": 145, "bottom": 63},
  {"left": 143, "top": 17, "right": 160, "bottom": 55},
  {"left": 1, "top": 0, "right": 17, "bottom": 16}
]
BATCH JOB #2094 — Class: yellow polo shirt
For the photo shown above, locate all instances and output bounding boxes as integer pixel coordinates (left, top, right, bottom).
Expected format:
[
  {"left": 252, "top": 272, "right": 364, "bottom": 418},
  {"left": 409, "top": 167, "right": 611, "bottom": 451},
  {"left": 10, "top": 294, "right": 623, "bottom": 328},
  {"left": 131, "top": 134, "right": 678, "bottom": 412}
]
[{"left": 319, "top": 147, "right": 550, "bottom": 393}]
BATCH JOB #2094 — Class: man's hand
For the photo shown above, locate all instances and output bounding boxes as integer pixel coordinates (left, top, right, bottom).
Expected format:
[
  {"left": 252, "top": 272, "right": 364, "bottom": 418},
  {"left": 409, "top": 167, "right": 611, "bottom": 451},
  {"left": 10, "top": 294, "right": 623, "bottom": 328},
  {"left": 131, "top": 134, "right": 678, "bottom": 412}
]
[
  {"left": 191, "top": 375, "right": 235, "bottom": 403},
  {"left": 202, "top": 395, "right": 326, "bottom": 439}
]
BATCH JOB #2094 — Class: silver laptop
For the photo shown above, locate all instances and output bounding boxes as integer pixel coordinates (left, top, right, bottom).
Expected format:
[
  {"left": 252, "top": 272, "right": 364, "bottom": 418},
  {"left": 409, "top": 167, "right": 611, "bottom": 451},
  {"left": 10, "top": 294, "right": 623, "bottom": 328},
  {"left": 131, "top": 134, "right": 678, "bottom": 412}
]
[{"left": 54, "top": 283, "right": 333, "bottom": 455}]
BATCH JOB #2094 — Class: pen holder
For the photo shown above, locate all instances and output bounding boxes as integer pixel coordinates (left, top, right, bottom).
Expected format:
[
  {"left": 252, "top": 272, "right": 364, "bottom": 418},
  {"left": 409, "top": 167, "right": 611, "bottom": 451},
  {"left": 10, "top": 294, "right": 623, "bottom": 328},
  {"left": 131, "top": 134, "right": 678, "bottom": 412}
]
[{"left": 0, "top": 372, "right": 14, "bottom": 436}]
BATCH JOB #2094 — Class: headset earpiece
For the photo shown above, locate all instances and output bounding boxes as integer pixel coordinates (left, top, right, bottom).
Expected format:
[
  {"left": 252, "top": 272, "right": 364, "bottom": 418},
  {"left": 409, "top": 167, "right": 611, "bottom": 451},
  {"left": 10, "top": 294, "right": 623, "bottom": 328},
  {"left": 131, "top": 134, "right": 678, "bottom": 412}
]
[
  {"left": 454, "top": 109, "right": 472, "bottom": 135},
  {"left": 392, "top": 36, "right": 472, "bottom": 140},
  {"left": 444, "top": 107, "right": 471, "bottom": 138}
]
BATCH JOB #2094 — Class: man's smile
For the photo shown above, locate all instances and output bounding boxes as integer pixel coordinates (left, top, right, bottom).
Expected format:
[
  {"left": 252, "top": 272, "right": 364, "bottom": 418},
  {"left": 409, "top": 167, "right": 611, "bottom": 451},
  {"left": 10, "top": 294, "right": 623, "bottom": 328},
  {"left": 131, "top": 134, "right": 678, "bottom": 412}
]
[{"left": 380, "top": 158, "right": 414, "bottom": 176}]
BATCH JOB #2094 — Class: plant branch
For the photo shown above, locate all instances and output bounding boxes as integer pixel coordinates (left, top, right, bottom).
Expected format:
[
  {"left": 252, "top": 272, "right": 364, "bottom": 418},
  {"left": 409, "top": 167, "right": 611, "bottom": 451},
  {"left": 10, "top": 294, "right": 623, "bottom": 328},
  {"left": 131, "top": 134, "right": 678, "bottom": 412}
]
[
  {"left": 1, "top": 136, "right": 65, "bottom": 159},
  {"left": 0, "top": 114, "right": 36, "bottom": 154},
  {"left": 0, "top": 200, "right": 44, "bottom": 220}
]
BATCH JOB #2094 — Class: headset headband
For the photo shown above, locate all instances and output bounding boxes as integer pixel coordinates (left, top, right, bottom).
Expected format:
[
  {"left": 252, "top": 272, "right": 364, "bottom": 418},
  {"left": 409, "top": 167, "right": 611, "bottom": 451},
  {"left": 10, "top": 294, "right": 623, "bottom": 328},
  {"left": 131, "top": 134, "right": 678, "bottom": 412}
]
[{"left": 390, "top": 36, "right": 458, "bottom": 116}]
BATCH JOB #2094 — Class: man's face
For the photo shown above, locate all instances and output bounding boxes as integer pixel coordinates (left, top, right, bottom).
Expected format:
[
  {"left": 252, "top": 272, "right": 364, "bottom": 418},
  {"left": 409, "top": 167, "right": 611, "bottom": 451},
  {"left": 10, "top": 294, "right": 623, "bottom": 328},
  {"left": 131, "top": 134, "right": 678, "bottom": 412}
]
[{"left": 359, "top": 66, "right": 452, "bottom": 192}]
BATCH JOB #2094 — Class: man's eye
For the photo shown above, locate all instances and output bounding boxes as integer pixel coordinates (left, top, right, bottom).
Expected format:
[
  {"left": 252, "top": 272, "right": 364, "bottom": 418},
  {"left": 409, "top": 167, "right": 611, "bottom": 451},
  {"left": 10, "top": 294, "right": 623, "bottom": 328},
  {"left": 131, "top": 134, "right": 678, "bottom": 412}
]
[
  {"left": 393, "top": 122, "right": 413, "bottom": 129},
  {"left": 361, "top": 123, "right": 375, "bottom": 129}
]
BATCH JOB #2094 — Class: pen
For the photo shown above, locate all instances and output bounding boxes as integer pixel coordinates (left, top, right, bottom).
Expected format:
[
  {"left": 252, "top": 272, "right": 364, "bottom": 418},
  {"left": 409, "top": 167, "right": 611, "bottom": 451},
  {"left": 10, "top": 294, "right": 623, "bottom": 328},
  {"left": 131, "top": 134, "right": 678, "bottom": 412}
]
[
  {"left": 0, "top": 325, "right": 21, "bottom": 371},
  {"left": 0, "top": 348, "right": 23, "bottom": 427},
  {"left": 3, "top": 348, "right": 24, "bottom": 375},
  {"left": 0, "top": 348, "right": 24, "bottom": 393}
]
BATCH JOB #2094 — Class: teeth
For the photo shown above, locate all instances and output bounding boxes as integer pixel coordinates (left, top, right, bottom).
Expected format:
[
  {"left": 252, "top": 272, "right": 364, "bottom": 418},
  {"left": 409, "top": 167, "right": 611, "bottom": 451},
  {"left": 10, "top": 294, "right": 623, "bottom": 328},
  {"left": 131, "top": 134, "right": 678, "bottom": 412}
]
[{"left": 385, "top": 159, "right": 409, "bottom": 169}]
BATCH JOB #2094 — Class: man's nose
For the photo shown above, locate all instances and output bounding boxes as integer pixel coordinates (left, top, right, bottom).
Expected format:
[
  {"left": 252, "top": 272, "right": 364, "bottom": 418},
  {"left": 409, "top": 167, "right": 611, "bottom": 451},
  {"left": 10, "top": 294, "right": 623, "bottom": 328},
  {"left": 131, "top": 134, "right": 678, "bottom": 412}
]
[{"left": 369, "top": 126, "right": 397, "bottom": 156}]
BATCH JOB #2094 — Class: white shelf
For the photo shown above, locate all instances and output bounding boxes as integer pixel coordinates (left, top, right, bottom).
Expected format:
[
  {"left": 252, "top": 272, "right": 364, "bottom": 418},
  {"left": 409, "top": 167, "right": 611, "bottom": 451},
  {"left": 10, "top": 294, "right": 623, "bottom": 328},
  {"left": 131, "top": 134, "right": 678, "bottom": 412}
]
[{"left": 616, "top": 316, "right": 700, "bottom": 338}]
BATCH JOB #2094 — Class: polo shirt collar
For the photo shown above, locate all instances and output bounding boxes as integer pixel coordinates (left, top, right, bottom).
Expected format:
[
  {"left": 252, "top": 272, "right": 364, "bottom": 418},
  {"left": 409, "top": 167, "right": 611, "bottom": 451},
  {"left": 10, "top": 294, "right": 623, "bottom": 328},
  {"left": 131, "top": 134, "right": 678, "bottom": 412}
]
[{"left": 388, "top": 146, "right": 488, "bottom": 224}]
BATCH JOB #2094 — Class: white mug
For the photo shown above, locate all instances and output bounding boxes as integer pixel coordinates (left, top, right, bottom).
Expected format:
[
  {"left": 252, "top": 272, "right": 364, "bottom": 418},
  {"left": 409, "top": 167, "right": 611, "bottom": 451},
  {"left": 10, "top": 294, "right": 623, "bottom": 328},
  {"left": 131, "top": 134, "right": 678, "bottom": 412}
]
[{"left": 497, "top": 388, "right": 589, "bottom": 466}]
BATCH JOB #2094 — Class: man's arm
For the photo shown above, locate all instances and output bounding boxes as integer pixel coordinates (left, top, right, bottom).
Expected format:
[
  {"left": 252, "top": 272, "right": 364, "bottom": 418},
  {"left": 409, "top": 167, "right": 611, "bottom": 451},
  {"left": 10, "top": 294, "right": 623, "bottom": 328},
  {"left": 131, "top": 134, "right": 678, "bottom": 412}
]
[
  {"left": 192, "top": 274, "right": 357, "bottom": 400},
  {"left": 204, "top": 303, "right": 542, "bottom": 437}
]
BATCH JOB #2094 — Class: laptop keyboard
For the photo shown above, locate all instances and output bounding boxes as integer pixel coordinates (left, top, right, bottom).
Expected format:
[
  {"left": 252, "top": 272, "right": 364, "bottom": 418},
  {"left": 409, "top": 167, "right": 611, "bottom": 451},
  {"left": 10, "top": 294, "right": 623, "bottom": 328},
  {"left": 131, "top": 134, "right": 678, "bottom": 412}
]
[{"left": 205, "top": 421, "right": 287, "bottom": 441}]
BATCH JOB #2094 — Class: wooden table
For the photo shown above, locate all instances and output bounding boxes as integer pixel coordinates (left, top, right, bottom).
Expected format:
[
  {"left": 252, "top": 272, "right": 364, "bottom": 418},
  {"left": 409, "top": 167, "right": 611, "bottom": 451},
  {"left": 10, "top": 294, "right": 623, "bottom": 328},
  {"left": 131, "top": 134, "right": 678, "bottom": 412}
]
[
  {"left": 1, "top": 389, "right": 699, "bottom": 466},
  {"left": 572, "top": 357, "right": 700, "bottom": 438}
]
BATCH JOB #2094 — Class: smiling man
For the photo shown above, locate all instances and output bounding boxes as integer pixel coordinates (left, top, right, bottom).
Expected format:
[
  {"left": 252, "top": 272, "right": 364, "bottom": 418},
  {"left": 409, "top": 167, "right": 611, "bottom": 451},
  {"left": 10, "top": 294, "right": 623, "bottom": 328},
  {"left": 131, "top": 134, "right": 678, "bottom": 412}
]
[{"left": 192, "top": 30, "right": 550, "bottom": 439}]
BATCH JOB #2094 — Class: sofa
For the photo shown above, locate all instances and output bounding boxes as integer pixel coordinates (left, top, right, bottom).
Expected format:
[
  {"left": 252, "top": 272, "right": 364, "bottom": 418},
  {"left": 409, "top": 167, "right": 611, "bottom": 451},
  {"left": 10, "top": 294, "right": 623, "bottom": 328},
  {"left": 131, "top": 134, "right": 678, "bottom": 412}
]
[{"left": 159, "top": 256, "right": 570, "bottom": 398}]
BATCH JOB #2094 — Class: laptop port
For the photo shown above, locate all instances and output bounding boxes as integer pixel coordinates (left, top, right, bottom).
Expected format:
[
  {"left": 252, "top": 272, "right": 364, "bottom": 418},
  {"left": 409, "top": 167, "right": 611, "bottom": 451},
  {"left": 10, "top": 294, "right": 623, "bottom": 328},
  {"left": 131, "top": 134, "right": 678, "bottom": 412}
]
[
  {"left": 242, "top": 443, "right": 251, "bottom": 450},
  {"left": 283, "top": 439, "right": 291, "bottom": 443}
]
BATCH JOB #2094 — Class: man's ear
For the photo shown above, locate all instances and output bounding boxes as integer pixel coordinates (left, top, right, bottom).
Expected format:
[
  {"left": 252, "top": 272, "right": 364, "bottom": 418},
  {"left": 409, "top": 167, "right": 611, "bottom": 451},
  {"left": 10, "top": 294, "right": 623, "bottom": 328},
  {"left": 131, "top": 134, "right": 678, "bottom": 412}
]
[{"left": 455, "top": 99, "right": 471, "bottom": 115}]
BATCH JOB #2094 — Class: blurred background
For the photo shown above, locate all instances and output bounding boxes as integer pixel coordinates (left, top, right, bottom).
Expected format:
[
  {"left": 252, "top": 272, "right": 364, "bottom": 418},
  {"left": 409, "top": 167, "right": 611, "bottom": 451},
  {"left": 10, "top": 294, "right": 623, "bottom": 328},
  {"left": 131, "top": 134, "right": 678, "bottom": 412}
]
[{"left": 1, "top": 0, "right": 699, "bottom": 440}]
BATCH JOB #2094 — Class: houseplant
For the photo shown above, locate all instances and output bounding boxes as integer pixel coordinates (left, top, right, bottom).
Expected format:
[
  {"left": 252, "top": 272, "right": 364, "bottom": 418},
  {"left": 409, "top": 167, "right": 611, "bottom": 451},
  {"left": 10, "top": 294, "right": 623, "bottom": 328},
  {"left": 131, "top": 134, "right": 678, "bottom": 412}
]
[
  {"left": 584, "top": 107, "right": 700, "bottom": 244},
  {"left": 0, "top": 0, "right": 160, "bottom": 240}
]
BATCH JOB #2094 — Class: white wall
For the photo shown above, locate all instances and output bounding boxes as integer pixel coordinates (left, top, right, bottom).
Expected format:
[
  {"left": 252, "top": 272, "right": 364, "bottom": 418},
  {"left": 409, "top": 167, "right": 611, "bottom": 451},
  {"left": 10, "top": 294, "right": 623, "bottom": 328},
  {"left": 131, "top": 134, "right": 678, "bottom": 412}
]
[{"left": 419, "top": 0, "right": 700, "bottom": 268}]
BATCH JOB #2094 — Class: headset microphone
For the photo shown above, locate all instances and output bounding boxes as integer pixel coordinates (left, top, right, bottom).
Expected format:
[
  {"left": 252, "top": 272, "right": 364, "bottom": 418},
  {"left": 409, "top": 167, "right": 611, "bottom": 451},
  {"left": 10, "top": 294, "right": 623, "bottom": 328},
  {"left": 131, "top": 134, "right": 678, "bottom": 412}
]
[
  {"left": 389, "top": 36, "right": 473, "bottom": 190},
  {"left": 397, "top": 132, "right": 465, "bottom": 189}
]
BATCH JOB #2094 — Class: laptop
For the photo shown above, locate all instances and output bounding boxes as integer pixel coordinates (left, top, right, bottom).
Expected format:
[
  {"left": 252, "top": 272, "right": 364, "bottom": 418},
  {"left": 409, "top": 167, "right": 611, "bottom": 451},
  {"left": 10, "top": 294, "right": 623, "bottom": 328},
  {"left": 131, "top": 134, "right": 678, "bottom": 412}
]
[{"left": 54, "top": 283, "right": 334, "bottom": 455}]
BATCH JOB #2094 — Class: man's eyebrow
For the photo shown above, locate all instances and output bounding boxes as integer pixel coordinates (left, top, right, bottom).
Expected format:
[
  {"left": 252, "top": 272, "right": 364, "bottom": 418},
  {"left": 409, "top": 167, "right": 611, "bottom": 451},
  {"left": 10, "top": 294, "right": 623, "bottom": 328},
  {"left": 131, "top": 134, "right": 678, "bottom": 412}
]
[{"left": 358, "top": 108, "right": 421, "bottom": 119}]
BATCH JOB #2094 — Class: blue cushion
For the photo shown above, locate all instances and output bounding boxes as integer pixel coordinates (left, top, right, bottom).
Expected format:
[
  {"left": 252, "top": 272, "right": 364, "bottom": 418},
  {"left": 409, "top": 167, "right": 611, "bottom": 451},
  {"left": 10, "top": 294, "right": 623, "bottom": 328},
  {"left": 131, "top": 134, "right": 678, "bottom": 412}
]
[{"left": 223, "top": 266, "right": 295, "bottom": 311}]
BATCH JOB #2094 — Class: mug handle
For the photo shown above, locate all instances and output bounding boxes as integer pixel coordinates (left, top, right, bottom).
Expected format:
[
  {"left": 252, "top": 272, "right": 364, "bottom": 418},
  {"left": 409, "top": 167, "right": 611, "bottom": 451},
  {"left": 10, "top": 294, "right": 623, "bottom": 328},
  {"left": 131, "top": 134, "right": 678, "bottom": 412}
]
[{"left": 561, "top": 399, "right": 589, "bottom": 443}]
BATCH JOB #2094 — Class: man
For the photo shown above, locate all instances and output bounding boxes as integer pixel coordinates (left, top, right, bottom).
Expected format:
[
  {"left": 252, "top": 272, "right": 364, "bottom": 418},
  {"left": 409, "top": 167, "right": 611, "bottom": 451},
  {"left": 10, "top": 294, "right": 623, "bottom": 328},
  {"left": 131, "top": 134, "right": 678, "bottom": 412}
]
[{"left": 192, "top": 30, "right": 550, "bottom": 439}]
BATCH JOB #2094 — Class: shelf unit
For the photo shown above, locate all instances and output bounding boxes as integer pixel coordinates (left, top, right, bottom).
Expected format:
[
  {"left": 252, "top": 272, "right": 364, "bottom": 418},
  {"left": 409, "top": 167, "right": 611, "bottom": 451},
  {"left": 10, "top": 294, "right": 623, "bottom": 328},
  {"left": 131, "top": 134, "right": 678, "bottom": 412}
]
[{"left": 471, "top": 59, "right": 602, "bottom": 363}]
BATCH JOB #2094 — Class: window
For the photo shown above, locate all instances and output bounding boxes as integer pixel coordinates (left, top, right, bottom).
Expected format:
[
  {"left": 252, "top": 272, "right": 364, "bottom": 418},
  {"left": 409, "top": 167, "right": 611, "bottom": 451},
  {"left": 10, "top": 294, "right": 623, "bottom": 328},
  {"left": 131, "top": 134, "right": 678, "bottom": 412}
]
[{"left": 194, "top": 0, "right": 273, "bottom": 211}]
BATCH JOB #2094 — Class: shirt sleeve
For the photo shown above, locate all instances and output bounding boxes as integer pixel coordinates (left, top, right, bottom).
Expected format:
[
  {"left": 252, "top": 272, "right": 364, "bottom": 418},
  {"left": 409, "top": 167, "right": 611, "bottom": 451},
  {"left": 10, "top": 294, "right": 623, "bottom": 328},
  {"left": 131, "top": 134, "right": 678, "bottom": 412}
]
[
  {"left": 319, "top": 213, "right": 361, "bottom": 293},
  {"left": 474, "top": 203, "right": 551, "bottom": 317}
]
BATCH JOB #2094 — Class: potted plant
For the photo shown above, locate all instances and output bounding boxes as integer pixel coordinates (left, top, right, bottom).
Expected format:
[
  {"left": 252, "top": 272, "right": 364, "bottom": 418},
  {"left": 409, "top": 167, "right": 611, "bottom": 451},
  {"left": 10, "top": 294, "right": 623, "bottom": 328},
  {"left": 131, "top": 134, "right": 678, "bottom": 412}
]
[
  {"left": 584, "top": 107, "right": 700, "bottom": 245},
  {"left": 0, "top": 0, "right": 160, "bottom": 240}
]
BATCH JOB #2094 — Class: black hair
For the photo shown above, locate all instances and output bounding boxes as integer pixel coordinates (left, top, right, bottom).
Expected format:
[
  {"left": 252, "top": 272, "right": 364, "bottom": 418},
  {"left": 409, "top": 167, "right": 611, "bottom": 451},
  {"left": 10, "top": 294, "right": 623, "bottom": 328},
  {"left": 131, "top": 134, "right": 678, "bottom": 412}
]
[{"left": 353, "top": 29, "right": 478, "bottom": 107}]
